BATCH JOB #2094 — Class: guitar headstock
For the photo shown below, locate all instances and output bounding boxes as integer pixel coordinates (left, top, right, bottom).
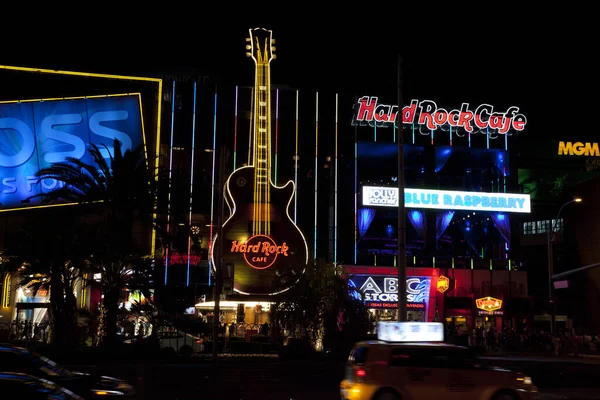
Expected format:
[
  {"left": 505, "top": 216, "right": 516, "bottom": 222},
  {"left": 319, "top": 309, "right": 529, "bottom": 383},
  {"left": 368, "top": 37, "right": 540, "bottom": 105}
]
[{"left": 245, "top": 27, "right": 276, "bottom": 65}]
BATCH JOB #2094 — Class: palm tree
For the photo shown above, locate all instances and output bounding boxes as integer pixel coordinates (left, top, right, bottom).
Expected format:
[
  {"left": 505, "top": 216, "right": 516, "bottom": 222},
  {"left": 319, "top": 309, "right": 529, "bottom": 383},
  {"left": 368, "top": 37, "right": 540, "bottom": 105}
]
[
  {"left": 32, "top": 139, "right": 159, "bottom": 347},
  {"left": 7, "top": 211, "right": 89, "bottom": 347}
]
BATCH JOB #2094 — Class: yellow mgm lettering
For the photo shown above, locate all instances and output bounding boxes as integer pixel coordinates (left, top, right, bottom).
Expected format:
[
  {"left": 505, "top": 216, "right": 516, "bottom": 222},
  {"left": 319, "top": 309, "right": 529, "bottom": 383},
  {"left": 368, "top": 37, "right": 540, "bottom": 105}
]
[{"left": 558, "top": 141, "right": 600, "bottom": 156}]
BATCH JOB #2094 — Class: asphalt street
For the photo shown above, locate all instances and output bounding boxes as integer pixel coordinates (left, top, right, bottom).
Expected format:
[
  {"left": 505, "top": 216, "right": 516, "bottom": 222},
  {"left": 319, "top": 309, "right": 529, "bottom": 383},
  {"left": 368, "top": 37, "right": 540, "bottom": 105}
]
[{"left": 66, "top": 355, "right": 600, "bottom": 399}]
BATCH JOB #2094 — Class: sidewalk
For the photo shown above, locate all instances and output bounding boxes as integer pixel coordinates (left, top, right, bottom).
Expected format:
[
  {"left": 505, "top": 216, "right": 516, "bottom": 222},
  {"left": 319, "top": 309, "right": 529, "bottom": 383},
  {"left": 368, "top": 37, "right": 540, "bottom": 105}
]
[{"left": 481, "top": 354, "right": 600, "bottom": 364}]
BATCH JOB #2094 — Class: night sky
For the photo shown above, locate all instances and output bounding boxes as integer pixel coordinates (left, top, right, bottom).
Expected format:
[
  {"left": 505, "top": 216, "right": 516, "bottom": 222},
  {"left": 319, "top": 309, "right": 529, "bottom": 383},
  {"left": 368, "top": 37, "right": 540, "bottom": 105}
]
[{"left": 0, "top": 12, "right": 594, "bottom": 141}]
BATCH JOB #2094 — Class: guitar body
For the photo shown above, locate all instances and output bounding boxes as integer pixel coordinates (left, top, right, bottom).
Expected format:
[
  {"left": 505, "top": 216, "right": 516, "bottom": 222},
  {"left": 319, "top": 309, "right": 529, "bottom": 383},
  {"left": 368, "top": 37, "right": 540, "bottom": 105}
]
[{"left": 212, "top": 166, "right": 308, "bottom": 295}]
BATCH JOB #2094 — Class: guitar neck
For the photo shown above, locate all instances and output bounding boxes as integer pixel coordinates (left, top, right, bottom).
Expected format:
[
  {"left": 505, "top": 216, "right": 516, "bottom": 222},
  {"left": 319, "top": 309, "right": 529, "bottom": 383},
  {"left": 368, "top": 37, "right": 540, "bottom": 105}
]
[
  {"left": 252, "top": 47, "right": 273, "bottom": 236},
  {"left": 253, "top": 63, "right": 272, "bottom": 178}
]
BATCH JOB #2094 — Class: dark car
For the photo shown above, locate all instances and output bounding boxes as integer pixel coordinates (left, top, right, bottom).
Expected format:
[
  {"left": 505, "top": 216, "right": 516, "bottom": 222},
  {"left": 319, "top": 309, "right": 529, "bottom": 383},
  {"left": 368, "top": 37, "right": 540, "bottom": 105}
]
[
  {"left": 0, "top": 372, "right": 84, "bottom": 399},
  {"left": 0, "top": 344, "right": 135, "bottom": 398}
]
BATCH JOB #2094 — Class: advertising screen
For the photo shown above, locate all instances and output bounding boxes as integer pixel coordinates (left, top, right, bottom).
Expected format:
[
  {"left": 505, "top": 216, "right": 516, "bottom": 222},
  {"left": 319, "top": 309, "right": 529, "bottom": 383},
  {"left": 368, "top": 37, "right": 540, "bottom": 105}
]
[{"left": 0, "top": 94, "right": 144, "bottom": 210}]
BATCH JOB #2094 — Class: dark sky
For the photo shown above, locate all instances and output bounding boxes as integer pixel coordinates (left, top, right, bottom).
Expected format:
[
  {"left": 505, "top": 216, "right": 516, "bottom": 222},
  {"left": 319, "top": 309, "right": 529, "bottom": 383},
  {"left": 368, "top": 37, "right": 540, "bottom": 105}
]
[{"left": 1, "top": 11, "right": 594, "bottom": 139}]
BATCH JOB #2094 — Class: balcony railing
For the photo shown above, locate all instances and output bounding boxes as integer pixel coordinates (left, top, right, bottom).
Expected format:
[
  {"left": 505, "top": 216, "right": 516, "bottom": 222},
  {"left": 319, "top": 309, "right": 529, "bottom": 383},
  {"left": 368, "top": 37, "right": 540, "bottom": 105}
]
[{"left": 353, "top": 254, "right": 520, "bottom": 271}]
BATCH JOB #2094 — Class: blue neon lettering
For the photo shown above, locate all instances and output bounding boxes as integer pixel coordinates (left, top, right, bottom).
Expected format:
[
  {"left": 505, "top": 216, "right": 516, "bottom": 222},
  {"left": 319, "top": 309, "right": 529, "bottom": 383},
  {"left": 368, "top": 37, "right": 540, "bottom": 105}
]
[
  {"left": 89, "top": 110, "right": 132, "bottom": 158},
  {"left": 0, "top": 118, "right": 36, "bottom": 167},
  {"left": 41, "top": 114, "right": 86, "bottom": 163},
  {"left": 443, "top": 194, "right": 452, "bottom": 205}
]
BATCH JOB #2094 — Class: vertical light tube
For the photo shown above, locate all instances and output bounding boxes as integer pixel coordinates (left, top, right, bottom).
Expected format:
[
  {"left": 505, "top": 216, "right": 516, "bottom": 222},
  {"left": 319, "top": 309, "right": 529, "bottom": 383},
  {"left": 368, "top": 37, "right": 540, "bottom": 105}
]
[
  {"left": 314, "top": 92, "right": 319, "bottom": 260},
  {"left": 275, "top": 88, "right": 279, "bottom": 183},
  {"left": 294, "top": 90, "right": 299, "bottom": 223},
  {"left": 354, "top": 96, "right": 358, "bottom": 264},
  {"left": 164, "top": 80, "right": 176, "bottom": 285},
  {"left": 186, "top": 82, "right": 197, "bottom": 287},
  {"left": 504, "top": 131, "right": 508, "bottom": 151},
  {"left": 209, "top": 86, "right": 218, "bottom": 286},
  {"left": 486, "top": 128, "right": 490, "bottom": 149},
  {"left": 334, "top": 93, "right": 339, "bottom": 266},
  {"left": 233, "top": 85, "right": 238, "bottom": 169}
]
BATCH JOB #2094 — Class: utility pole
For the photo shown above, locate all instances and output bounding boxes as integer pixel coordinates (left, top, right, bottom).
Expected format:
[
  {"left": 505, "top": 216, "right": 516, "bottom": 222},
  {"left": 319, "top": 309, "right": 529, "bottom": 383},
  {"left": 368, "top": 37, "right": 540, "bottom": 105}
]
[
  {"left": 212, "top": 146, "right": 229, "bottom": 361},
  {"left": 397, "top": 54, "right": 407, "bottom": 322}
]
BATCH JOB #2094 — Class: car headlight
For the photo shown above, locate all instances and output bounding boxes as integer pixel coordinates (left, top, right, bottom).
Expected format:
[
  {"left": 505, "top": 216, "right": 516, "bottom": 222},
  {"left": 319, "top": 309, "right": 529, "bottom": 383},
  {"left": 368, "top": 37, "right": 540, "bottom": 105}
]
[
  {"left": 517, "top": 376, "right": 533, "bottom": 385},
  {"left": 92, "top": 389, "right": 125, "bottom": 396}
]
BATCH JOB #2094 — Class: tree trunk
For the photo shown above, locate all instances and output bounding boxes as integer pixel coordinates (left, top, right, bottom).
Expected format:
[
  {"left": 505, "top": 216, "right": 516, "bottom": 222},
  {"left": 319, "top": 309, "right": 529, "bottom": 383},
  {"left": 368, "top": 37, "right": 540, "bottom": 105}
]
[
  {"left": 49, "top": 262, "right": 65, "bottom": 348},
  {"left": 101, "top": 288, "right": 119, "bottom": 348},
  {"left": 64, "top": 287, "right": 78, "bottom": 345}
]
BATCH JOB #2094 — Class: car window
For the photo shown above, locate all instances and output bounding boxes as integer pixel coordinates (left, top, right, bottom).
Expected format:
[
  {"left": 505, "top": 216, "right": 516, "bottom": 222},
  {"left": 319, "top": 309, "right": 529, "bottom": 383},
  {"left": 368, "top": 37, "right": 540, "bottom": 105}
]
[
  {"left": 29, "top": 354, "right": 74, "bottom": 377},
  {"left": 349, "top": 346, "right": 369, "bottom": 366},
  {"left": 389, "top": 347, "right": 478, "bottom": 369}
]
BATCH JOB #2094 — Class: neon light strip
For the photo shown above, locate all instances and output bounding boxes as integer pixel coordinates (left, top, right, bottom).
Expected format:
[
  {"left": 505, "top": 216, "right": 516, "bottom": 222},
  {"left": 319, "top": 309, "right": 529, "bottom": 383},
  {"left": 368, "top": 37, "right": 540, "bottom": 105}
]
[
  {"left": 412, "top": 124, "right": 415, "bottom": 144},
  {"left": 314, "top": 92, "right": 319, "bottom": 260},
  {"left": 354, "top": 97, "right": 358, "bottom": 264},
  {"left": 165, "top": 81, "right": 176, "bottom": 285},
  {"left": 208, "top": 88, "right": 218, "bottom": 286},
  {"left": 468, "top": 131, "right": 471, "bottom": 147},
  {"left": 374, "top": 117, "right": 377, "bottom": 142},
  {"left": 0, "top": 65, "right": 163, "bottom": 258},
  {"left": 233, "top": 85, "right": 238, "bottom": 169},
  {"left": 450, "top": 126, "right": 453, "bottom": 146},
  {"left": 504, "top": 131, "right": 508, "bottom": 151},
  {"left": 431, "top": 129, "right": 434, "bottom": 145},
  {"left": 275, "top": 88, "right": 279, "bottom": 183},
  {"left": 186, "top": 82, "right": 198, "bottom": 287},
  {"left": 334, "top": 93, "right": 339, "bottom": 265},
  {"left": 486, "top": 128, "right": 490, "bottom": 149},
  {"left": 294, "top": 90, "right": 299, "bottom": 223}
]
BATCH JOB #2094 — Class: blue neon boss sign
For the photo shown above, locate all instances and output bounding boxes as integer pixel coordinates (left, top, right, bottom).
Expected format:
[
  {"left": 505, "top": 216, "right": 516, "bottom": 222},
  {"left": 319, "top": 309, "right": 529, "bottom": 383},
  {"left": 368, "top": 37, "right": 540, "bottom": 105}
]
[{"left": 0, "top": 94, "right": 144, "bottom": 210}]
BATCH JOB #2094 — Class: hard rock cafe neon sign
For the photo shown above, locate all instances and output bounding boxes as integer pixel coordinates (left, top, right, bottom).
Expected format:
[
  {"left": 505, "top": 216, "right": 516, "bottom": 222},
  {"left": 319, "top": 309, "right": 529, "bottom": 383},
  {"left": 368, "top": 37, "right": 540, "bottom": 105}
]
[
  {"left": 437, "top": 275, "right": 450, "bottom": 294},
  {"left": 476, "top": 296, "right": 503, "bottom": 312},
  {"left": 230, "top": 235, "right": 289, "bottom": 270},
  {"left": 352, "top": 96, "right": 527, "bottom": 135}
]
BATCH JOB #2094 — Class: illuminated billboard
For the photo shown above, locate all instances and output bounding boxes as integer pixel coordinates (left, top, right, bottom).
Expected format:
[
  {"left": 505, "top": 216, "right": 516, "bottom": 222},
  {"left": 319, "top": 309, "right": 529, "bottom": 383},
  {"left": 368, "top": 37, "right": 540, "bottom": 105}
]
[
  {"left": 362, "top": 186, "right": 531, "bottom": 213},
  {"left": 0, "top": 94, "right": 145, "bottom": 210},
  {"left": 351, "top": 275, "right": 431, "bottom": 310}
]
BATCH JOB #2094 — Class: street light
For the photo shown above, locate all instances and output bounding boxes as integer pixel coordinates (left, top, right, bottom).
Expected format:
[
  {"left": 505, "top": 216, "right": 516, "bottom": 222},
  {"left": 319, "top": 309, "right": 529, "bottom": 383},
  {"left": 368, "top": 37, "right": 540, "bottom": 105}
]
[{"left": 547, "top": 196, "right": 582, "bottom": 335}]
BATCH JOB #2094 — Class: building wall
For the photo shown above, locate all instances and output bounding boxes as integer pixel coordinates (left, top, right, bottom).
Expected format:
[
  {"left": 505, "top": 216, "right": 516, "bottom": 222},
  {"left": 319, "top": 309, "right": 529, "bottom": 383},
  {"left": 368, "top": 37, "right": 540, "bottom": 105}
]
[{"left": 572, "top": 176, "right": 600, "bottom": 333}]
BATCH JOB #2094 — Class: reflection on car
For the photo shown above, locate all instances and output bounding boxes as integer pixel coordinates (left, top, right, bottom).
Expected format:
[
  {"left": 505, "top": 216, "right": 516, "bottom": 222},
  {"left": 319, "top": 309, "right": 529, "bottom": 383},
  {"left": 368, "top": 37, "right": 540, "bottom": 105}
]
[
  {"left": 0, "top": 344, "right": 135, "bottom": 398},
  {"left": 0, "top": 372, "right": 84, "bottom": 399}
]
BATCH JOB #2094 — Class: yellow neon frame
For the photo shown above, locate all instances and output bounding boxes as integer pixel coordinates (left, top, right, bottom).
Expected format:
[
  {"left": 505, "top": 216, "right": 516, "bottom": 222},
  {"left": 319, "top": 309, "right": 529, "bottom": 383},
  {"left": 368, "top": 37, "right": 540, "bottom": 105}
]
[
  {"left": 0, "top": 65, "right": 163, "bottom": 257},
  {"left": 2, "top": 273, "right": 11, "bottom": 308}
]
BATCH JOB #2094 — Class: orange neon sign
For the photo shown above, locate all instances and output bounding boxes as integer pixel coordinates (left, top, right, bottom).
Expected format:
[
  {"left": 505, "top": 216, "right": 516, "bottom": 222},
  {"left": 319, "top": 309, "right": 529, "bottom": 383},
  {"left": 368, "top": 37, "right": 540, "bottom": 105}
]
[
  {"left": 230, "top": 235, "right": 289, "bottom": 270},
  {"left": 437, "top": 275, "right": 450, "bottom": 294},
  {"left": 476, "top": 296, "right": 502, "bottom": 311}
]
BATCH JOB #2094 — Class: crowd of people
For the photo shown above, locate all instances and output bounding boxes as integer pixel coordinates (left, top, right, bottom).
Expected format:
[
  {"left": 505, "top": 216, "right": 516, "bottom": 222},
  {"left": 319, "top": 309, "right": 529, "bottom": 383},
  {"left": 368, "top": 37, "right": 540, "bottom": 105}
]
[{"left": 447, "top": 324, "right": 600, "bottom": 356}]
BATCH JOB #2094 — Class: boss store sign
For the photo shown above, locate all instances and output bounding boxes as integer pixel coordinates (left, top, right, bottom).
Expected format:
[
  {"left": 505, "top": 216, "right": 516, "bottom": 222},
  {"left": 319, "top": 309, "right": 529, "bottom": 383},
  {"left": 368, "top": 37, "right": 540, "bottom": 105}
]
[{"left": 351, "top": 275, "right": 431, "bottom": 309}]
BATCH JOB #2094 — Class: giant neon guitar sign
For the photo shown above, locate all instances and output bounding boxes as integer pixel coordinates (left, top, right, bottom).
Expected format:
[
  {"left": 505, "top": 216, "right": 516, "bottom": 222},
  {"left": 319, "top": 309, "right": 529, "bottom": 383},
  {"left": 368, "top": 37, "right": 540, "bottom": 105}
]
[{"left": 210, "top": 28, "right": 308, "bottom": 295}]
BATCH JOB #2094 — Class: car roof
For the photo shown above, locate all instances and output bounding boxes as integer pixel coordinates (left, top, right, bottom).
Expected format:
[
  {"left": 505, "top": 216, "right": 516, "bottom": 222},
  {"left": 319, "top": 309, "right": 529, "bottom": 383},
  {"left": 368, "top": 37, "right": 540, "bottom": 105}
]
[
  {"left": 0, "top": 372, "right": 37, "bottom": 381},
  {"left": 0, "top": 344, "right": 30, "bottom": 354},
  {"left": 355, "top": 341, "right": 469, "bottom": 350}
]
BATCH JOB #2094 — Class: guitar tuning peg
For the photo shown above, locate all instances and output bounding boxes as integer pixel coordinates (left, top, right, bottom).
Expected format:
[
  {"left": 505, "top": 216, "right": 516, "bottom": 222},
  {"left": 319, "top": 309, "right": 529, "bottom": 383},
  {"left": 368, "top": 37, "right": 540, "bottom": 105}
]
[
  {"left": 246, "top": 52, "right": 252, "bottom": 57},
  {"left": 246, "top": 37, "right": 251, "bottom": 42},
  {"left": 271, "top": 46, "right": 276, "bottom": 52},
  {"left": 271, "top": 39, "right": 276, "bottom": 44},
  {"left": 272, "top": 54, "right": 277, "bottom": 59},
  {"left": 245, "top": 45, "right": 251, "bottom": 50}
]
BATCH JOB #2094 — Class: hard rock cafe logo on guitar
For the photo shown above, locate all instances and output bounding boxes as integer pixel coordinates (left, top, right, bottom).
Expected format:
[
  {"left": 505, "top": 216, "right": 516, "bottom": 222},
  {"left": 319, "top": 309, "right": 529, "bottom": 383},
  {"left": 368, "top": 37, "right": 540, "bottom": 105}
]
[{"left": 230, "top": 235, "right": 290, "bottom": 270}]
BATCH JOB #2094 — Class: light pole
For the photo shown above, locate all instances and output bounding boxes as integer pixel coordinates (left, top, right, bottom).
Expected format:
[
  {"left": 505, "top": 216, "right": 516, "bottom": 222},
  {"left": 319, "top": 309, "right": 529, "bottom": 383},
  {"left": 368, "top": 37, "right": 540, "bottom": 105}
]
[
  {"left": 396, "top": 54, "right": 407, "bottom": 322},
  {"left": 547, "top": 196, "right": 582, "bottom": 335}
]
